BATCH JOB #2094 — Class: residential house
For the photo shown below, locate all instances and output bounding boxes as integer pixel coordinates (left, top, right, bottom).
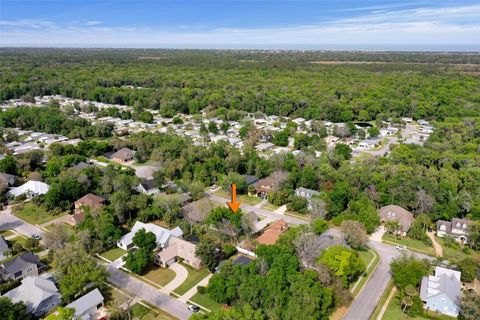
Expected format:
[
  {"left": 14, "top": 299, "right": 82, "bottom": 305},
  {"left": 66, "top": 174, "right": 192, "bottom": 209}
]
[
  {"left": 379, "top": 205, "right": 414, "bottom": 236},
  {"left": 0, "top": 172, "right": 17, "bottom": 186},
  {"left": 182, "top": 197, "right": 214, "bottom": 224},
  {"left": 420, "top": 267, "right": 461, "bottom": 317},
  {"left": 117, "top": 221, "right": 183, "bottom": 250},
  {"left": 72, "top": 193, "right": 105, "bottom": 225},
  {"left": 66, "top": 288, "right": 105, "bottom": 320},
  {"left": 358, "top": 139, "right": 380, "bottom": 149},
  {"left": 256, "top": 219, "right": 288, "bottom": 245},
  {"left": 436, "top": 218, "right": 471, "bottom": 244},
  {"left": 255, "top": 142, "right": 274, "bottom": 152},
  {"left": 72, "top": 161, "right": 91, "bottom": 171},
  {"left": 295, "top": 187, "right": 320, "bottom": 200},
  {"left": 232, "top": 255, "right": 253, "bottom": 266},
  {"left": 154, "top": 236, "right": 201, "bottom": 269},
  {"left": 253, "top": 177, "right": 275, "bottom": 199},
  {"left": 7, "top": 180, "right": 49, "bottom": 198},
  {"left": 318, "top": 230, "right": 348, "bottom": 250},
  {"left": 0, "top": 236, "right": 9, "bottom": 261},
  {"left": 0, "top": 252, "right": 47, "bottom": 281},
  {"left": 136, "top": 178, "right": 159, "bottom": 195},
  {"left": 242, "top": 175, "right": 259, "bottom": 186},
  {"left": 3, "top": 276, "right": 61, "bottom": 317},
  {"left": 111, "top": 147, "right": 135, "bottom": 163}
]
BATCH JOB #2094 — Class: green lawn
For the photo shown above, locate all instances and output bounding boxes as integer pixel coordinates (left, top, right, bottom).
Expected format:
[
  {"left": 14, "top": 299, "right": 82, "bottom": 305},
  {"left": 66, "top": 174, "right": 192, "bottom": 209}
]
[
  {"left": 131, "top": 302, "right": 178, "bottom": 320},
  {"left": 285, "top": 211, "right": 311, "bottom": 221},
  {"left": 213, "top": 189, "right": 261, "bottom": 205},
  {"left": 350, "top": 249, "right": 380, "bottom": 297},
  {"left": 263, "top": 203, "right": 279, "bottom": 211},
  {"left": 383, "top": 292, "right": 457, "bottom": 320},
  {"left": 106, "top": 286, "right": 130, "bottom": 306},
  {"left": 173, "top": 264, "right": 210, "bottom": 296},
  {"left": 436, "top": 237, "right": 480, "bottom": 261},
  {"left": 190, "top": 292, "right": 223, "bottom": 312},
  {"left": 143, "top": 266, "right": 176, "bottom": 287},
  {"left": 13, "top": 203, "right": 66, "bottom": 225},
  {"left": 100, "top": 247, "right": 128, "bottom": 262},
  {"left": 383, "top": 234, "right": 436, "bottom": 256},
  {"left": 0, "top": 230, "right": 15, "bottom": 237}
]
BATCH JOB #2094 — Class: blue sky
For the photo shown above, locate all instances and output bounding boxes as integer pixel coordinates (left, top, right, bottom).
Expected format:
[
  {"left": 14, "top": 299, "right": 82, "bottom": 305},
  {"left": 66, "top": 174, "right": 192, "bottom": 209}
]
[{"left": 0, "top": 1, "right": 479, "bottom": 50}]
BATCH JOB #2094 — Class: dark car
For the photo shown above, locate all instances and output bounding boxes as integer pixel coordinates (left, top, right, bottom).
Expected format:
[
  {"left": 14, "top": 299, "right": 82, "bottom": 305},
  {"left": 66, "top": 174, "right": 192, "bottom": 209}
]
[
  {"left": 32, "top": 234, "right": 42, "bottom": 240},
  {"left": 188, "top": 305, "right": 200, "bottom": 313}
]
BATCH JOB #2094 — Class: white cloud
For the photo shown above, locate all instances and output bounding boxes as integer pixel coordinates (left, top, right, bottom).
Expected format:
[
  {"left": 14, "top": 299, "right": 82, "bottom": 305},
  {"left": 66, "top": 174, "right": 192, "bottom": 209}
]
[
  {"left": 0, "top": 4, "right": 479, "bottom": 48},
  {"left": 85, "top": 21, "right": 102, "bottom": 26}
]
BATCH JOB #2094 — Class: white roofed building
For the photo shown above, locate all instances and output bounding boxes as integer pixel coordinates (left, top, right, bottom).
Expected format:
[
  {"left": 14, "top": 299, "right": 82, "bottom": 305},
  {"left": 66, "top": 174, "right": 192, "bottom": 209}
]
[
  {"left": 117, "top": 221, "right": 183, "bottom": 250},
  {"left": 7, "top": 180, "right": 49, "bottom": 198}
]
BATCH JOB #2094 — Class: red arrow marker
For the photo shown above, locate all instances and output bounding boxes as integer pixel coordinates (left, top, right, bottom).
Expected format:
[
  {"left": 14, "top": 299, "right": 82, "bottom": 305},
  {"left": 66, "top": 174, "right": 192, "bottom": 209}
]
[{"left": 227, "top": 183, "right": 241, "bottom": 213}]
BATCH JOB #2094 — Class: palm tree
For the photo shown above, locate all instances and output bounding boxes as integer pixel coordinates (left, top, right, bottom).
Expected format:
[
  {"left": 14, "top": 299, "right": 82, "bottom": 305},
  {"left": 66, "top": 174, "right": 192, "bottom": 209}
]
[{"left": 401, "top": 296, "right": 413, "bottom": 318}]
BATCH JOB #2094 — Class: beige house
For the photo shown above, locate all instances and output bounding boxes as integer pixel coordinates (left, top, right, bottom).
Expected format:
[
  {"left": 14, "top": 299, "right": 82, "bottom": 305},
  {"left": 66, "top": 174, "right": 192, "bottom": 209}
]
[
  {"left": 154, "top": 237, "right": 201, "bottom": 269},
  {"left": 111, "top": 147, "right": 135, "bottom": 163},
  {"left": 379, "top": 205, "right": 414, "bottom": 236}
]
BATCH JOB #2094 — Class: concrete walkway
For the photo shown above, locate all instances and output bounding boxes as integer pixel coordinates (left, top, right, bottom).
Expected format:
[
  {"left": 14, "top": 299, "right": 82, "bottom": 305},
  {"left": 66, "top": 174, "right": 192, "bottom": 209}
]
[
  {"left": 370, "top": 226, "right": 385, "bottom": 242},
  {"left": 274, "top": 205, "right": 287, "bottom": 215},
  {"left": 426, "top": 231, "right": 443, "bottom": 257},
  {"left": 179, "top": 274, "right": 213, "bottom": 303},
  {"left": 111, "top": 256, "right": 127, "bottom": 269},
  {"left": 161, "top": 263, "right": 188, "bottom": 294},
  {"left": 375, "top": 286, "right": 397, "bottom": 320},
  {"left": 254, "top": 199, "right": 268, "bottom": 208}
]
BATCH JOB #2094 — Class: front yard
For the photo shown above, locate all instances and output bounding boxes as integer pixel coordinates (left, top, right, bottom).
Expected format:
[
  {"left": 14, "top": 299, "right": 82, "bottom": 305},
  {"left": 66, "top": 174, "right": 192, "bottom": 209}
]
[
  {"left": 173, "top": 264, "right": 210, "bottom": 296},
  {"left": 13, "top": 203, "right": 67, "bottom": 225},
  {"left": 0, "top": 230, "right": 15, "bottom": 237},
  {"left": 100, "top": 247, "right": 127, "bottom": 262},
  {"left": 131, "top": 302, "right": 178, "bottom": 320},
  {"left": 142, "top": 266, "right": 176, "bottom": 287},
  {"left": 190, "top": 292, "right": 223, "bottom": 312},
  {"left": 382, "top": 234, "right": 436, "bottom": 256},
  {"left": 213, "top": 189, "right": 262, "bottom": 206}
]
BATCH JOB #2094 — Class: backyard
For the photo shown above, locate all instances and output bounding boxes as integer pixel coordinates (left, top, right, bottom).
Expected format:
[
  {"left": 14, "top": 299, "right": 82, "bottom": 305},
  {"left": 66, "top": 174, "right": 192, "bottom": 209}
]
[
  {"left": 173, "top": 264, "right": 210, "bottom": 296},
  {"left": 13, "top": 203, "right": 67, "bottom": 225}
]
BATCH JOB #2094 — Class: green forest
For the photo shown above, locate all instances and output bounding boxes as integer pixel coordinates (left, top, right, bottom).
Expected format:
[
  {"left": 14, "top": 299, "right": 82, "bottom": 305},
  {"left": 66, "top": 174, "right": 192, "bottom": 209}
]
[{"left": 1, "top": 49, "right": 479, "bottom": 121}]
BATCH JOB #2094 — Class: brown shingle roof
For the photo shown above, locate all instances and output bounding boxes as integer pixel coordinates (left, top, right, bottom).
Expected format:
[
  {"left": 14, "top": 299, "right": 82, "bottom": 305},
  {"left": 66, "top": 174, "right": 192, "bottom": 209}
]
[
  {"left": 75, "top": 193, "right": 105, "bottom": 210},
  {"left": 379, "top": 205, "right": 414, "bottom": 233},
  {"left": 256, "top": 219, "right": 288, "bottom": 245},
  {"left": 111, "top": 147, "right": 135, "bottom": 161}
]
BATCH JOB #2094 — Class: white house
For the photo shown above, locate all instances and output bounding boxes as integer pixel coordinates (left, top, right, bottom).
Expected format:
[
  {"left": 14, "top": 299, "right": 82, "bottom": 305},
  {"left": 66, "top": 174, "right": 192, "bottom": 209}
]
[
  {"left": 117, "top": 221, "right": 183, "bottom": 250},
  {"left": 3, "top": 276, "right": 61, "bottom": 317},
  {"left": 436, "top": 218, "right": 471, "bottom": 244},
  {"left": 7, "top": 180, "right": 50, "bottom": 198},
  {"left": 420, "top": 267, "right": 462, "bottom": 317},
  {"left": 66, "top": 288, "right": 104, "bottom": 320}
]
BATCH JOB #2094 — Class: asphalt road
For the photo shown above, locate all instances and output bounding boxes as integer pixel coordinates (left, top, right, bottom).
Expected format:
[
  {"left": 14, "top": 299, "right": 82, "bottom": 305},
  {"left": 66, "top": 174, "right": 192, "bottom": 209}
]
[
  {"left": 0, "top": 207, "right": 45, "bottom": 237},
  {"left": 344, "top": 240, "right": 432, "bottom": 320},
  {"left": 107, "top": 265, "right": 193, "bottom": 320},
  {"left": 206, "top": 193, "right": 309, "bottom": 226}
]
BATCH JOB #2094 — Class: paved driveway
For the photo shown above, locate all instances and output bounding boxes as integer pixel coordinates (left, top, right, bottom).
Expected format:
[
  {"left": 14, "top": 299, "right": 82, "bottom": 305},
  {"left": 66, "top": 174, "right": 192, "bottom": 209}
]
[
  {"left": 161, "top": 263, "right": 188, "bottom": 294},
  {"left": 106, "top": 265, "right": 192, "bottom": 320},
  {"left": 0, "top": 207, "right": 45, "bottom": 237}
]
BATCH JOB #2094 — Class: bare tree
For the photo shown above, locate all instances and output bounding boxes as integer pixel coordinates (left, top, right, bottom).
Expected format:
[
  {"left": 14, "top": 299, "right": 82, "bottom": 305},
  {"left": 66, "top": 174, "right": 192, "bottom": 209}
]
[
  {"left": 44, "top": 224, "right": 71, "bottom": 250},
  {"left": 309, "top": 198, "right": 327, "bottom": 219},
  {"left": 365, "top": 184, "right": 379, "bottom": 205},
  {"left": 241, "top": 211, "right": 257, "bottom": 241},
  {"left": 256, "top": 257, "right": 269, "bottom": 276},
  {"left": 294, "top": 231, "right": 323, "bottom": 268},
  {"left": 341, "top": 220, "right": 368, "bottom": 249},
  {"left": 270, "top": 170, "right": 289, "bottom": 191},
  {"left": 414, "top": 189, "right": 436, "bottom": 215}
]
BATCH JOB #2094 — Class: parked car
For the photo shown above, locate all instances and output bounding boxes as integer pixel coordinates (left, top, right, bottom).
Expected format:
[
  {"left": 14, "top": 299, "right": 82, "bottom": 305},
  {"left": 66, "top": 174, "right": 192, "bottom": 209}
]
[
  {"left": 32, "top": 234, "right": 42, "bottom": 240},
  {"left": 188, "top": 305, "right": 200, "bottom": 313},
  {"left": 395, "top": 245, "right": 407, "bottom": 251}
]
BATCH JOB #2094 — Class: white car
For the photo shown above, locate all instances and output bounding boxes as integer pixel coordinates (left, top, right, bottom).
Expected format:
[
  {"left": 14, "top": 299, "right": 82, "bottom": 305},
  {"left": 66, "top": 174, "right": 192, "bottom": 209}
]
[
  {"left": 395, "top": 245, "right": 407, "bottom": 251},
  {"left": 188, "top": 305, "right": 200, "bottom": 313}
]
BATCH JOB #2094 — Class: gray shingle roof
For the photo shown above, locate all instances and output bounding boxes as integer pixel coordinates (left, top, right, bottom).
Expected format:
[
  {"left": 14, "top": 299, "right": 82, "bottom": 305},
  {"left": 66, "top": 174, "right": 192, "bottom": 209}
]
[
  {"left": 66, "top": 288, "right": 104, "bottom": 318},
  {"left": 2, "top": 252, "right": 45, "bottom": 274}
]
